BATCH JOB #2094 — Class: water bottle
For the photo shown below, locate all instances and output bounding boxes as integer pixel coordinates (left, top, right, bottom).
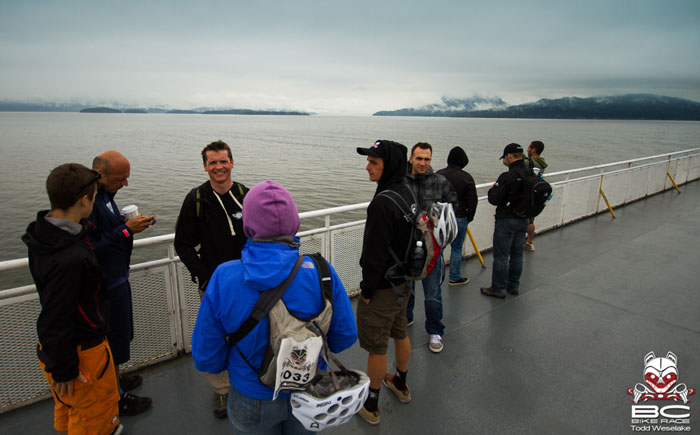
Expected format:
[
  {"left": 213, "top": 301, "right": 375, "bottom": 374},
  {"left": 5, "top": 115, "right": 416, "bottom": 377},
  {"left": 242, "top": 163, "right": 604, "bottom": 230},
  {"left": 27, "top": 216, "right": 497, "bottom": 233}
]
[{"left": 409, "top": 241, "right": 425, "bottom": 276}]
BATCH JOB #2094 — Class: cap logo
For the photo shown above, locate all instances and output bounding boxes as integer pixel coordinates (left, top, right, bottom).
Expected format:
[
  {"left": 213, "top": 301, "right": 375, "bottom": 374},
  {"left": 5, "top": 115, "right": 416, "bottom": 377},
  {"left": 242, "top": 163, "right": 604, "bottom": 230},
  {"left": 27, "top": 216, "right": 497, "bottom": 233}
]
[{"left": 372, "top": 141, "right": 381, "bottom": 148}]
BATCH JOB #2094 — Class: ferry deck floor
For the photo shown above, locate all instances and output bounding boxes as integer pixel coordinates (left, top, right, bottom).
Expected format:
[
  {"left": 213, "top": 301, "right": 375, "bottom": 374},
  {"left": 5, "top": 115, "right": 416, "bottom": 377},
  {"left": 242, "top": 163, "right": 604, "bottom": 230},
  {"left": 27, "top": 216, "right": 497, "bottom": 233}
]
[{"left": 2, "top": 181, "right": 699, "bottom": 434}]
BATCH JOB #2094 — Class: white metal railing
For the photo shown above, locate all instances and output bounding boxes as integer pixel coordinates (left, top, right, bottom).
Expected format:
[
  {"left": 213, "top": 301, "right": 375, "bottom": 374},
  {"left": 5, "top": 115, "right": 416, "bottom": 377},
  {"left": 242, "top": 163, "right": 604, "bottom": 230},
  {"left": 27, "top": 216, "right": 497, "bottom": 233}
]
[{"left": 1, "top": 148, "right": 699, "bottom": 413}]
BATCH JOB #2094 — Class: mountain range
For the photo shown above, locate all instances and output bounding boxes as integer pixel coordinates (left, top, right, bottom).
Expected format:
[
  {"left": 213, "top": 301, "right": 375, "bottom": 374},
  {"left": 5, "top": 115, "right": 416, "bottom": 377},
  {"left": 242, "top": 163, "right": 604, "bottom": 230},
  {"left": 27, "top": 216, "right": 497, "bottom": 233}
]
[
  {"left": 373, "top": 94, "right": 700, "bottom": 121},
  {"left": 0, "top": 101, "right": 310, "bottom": 116},
  {"left": 2, "top": 94, "right": 700, "bottom": 120}
]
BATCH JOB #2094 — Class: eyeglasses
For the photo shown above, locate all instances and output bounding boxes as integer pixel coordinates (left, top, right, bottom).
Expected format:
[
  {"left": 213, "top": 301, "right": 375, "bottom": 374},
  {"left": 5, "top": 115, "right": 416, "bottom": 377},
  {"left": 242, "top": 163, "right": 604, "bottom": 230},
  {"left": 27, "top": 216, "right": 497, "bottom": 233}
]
[{"left": 78, "top": 171, "right": 101, "bottom": 193}]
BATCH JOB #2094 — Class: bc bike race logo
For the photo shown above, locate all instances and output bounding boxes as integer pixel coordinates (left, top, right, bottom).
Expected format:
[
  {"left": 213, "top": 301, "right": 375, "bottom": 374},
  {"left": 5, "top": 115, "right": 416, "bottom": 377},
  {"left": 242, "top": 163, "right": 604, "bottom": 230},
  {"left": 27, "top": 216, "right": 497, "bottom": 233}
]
[{"left": 627, "top": 351, "right": 695, "bottom": 432}]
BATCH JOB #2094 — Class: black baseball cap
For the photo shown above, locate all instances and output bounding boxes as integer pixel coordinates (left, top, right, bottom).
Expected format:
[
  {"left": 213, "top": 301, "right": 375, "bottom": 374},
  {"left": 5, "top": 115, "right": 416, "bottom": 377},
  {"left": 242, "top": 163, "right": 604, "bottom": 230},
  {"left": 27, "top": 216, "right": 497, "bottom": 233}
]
[
  {"left": 357, "top": 140, "right": 387, "bottom": 158},
  {"left": 500, "top": 143, "right": 524, "bottom": 159}
]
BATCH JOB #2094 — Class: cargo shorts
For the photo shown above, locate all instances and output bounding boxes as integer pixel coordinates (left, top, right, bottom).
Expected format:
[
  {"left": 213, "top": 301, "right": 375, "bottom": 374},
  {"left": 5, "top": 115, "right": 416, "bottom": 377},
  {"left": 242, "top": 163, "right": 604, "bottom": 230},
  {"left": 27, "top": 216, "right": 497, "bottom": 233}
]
[
  {"left": 356, "top": 283, "right": 409, "bottom": 355},
  {"left": 38, "top": 339, "right": 120, "bottom": 435}
]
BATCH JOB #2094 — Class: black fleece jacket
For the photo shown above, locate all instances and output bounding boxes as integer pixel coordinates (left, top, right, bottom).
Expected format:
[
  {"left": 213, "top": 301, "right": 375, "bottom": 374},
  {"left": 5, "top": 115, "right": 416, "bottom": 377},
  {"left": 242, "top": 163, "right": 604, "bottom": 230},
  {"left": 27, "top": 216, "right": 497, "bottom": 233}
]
[
  {"left": 359, "top": 141, "right": 413, "bottom": 299},
  {"left": 174, "top": 180, "right": 249, "bottom": 289},
  {"left": 437, "top": 165, "right": 477, "bottom": 221},
  {"left": 22, "top": 211, "right": 108, "bottom": 382}
]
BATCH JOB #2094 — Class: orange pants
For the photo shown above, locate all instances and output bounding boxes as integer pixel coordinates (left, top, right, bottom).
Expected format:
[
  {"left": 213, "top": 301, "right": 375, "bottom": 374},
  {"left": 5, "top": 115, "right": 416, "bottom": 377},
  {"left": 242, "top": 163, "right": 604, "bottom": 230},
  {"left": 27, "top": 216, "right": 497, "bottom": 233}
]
[{"left": 38, "top": 340, "right": 120, "bottom": 435}]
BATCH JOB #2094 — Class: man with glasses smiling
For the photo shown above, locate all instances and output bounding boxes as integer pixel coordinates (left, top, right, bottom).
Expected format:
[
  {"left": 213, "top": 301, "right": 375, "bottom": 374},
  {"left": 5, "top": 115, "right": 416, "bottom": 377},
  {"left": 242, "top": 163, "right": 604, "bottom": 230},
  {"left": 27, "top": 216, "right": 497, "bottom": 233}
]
[
  {"left": 175, "top": 140, "right": 249, "bottom": 418},
  {"left": 90, "top": 150, "right": 155, "bottom": 417}
]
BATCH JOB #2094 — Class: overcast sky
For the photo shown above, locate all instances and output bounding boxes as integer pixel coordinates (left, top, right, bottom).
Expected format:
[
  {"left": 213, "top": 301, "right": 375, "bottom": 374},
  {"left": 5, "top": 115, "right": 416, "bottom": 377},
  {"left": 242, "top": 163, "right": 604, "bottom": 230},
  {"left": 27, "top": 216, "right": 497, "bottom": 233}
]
[{"left": 1, "top": 0, "right": 699, "bottom": 115}]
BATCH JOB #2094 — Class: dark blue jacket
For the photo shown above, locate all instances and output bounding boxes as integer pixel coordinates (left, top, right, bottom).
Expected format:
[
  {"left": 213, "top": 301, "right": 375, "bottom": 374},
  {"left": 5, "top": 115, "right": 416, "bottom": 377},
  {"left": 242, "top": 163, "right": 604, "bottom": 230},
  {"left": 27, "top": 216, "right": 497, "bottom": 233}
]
[{"left": 88, "top": 187, "right": 133, "bottom": 290}]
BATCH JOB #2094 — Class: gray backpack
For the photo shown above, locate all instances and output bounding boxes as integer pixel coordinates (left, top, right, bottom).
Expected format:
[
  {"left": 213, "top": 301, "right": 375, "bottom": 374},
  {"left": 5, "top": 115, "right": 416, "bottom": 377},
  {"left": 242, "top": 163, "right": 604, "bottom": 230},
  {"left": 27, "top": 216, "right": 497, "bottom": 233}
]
[{"left": 226, "top": 253, "right": 334, "bottom": 398}]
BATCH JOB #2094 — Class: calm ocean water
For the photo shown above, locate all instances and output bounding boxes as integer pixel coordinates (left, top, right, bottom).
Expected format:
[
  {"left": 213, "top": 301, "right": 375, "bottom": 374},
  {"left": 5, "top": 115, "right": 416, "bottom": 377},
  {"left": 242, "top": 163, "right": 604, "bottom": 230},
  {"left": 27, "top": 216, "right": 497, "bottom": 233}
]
[{"left": 2, "top": 112, "right": 700, "bottom": 263}]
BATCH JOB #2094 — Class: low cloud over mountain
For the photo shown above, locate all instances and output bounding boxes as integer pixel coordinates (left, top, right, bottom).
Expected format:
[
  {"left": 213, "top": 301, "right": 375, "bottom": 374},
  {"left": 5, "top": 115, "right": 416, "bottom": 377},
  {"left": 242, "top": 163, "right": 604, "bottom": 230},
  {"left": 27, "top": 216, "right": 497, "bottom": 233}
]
[{"left": 374, "top": 94, "right": 700, "bottom": 121}]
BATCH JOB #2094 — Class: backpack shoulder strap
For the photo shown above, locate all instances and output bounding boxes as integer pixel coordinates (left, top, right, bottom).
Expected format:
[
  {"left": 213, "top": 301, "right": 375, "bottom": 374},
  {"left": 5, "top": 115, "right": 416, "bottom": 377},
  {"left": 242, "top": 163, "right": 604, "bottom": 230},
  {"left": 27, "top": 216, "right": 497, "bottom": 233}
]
[
  {"left": 226, "top": 255, "right": 304, "bottom": 347},
  {"left": 378, "top": 189, "right": 413, "bottom": 220},
  {"left": 195, "top": 187, "right": 201, "bottom": 218},
  {"left": 232, "top": 181, "right": 246, "bottom": 203},
  {"left": 308, "top": 252, "right": 333, "bottom": 304}
]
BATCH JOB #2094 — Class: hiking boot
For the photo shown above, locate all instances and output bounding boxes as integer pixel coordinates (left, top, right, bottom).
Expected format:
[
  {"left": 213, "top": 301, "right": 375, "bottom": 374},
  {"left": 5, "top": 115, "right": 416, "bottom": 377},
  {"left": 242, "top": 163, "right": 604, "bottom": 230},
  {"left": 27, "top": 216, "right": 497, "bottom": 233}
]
[
  {"left": 119, "top": 392, "right": 152, "bottom": 416},
  {"left": 213, "top": 393, "right": 228, "bottom": 419},
  {"left": 119, "top": 373, "right": 142, "bottom": 392},
  {"left": 480, "top": 287, "right": 505, "bottom": 299},
  {"left": 382, "top": 374, "right": 411, "bottom": 403},
  {"left": 357, "top": 405, "right": 381, "bottom": 425},
  {"left": 448, "top": 277, "right": 470, "bottom": 286},
  {"left": 523, "top": 242, "right": 535, "bottom": 251},
  {"left": 429, "top": 334, "right": 444, "bottom": 353},
  {"left": 507, "top": 287, "right": 520, "bottom": 296}
]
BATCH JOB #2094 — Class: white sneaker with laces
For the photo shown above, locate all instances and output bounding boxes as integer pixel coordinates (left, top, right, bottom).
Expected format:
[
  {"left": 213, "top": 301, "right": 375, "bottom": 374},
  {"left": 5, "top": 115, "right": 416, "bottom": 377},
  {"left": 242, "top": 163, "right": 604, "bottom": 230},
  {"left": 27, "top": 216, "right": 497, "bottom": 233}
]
[{"left": 429, "top": 334, "right": 443, "bottom": 353}]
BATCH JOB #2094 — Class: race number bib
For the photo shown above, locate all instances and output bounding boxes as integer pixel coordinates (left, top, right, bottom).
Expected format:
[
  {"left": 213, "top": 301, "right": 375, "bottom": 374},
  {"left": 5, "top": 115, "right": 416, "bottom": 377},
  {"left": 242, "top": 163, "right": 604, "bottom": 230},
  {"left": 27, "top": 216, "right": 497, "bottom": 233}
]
[{"left": 272, "top": 336, "right": 323, "bottom": 400}]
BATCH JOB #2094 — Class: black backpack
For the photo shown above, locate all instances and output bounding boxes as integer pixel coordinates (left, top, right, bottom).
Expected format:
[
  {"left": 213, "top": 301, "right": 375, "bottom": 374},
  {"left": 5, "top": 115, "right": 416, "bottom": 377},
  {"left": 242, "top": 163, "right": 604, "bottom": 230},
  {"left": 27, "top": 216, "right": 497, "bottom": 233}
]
[
  {"left": 511, "top": 165, "right": 553, "bottom": 218},
  {"left": 378, "top": 190, "right": 441, "bottom": 281}
]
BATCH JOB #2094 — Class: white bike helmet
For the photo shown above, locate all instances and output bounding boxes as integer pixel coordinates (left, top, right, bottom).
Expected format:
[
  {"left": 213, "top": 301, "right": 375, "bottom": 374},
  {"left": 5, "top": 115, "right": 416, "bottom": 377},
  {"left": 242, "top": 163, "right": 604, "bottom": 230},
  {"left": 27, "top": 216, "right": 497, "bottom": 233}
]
[
  {"left": 430, "top": 202, "right": 457, "bottom": 247},
  {"left": 290, "top": 369, "right": 370, "bottom": 432}
]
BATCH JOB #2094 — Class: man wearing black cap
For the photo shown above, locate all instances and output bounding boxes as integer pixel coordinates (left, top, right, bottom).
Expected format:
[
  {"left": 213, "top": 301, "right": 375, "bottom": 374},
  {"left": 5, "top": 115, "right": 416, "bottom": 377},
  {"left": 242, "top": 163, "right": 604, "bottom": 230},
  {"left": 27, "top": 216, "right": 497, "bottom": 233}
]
[
  {"left": 437, "top": 146, "right": 477, "bottom": 286},
  {"left": 355, "top": 140, "right": 414, "bottom": 426},
  {"left": 481, "top": 143, "right": 531, "bottom": 299}
]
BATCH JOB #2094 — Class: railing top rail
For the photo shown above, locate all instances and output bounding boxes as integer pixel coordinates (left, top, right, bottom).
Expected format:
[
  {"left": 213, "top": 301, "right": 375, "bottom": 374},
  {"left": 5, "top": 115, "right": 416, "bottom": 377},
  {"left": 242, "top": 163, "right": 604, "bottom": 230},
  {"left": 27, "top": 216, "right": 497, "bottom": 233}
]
[{"left": 473, "top": 147, "right": 700, "bottom": 189}]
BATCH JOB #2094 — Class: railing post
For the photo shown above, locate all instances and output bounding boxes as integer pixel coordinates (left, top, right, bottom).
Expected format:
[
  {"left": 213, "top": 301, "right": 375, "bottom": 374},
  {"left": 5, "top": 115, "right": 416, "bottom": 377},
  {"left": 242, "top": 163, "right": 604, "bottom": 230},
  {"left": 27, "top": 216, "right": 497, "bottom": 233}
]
[
  {"left": 167, "top": 241, "right": 185, "bottom": 353},
  {"left": 324, "top": 215, "right": 331, "bottom": 261},
  {"left": 559, "top": 173, "right": 570, "bottom": 226},
  {"left": 624, "top": 162, "right": 632, "bottom": 205}
]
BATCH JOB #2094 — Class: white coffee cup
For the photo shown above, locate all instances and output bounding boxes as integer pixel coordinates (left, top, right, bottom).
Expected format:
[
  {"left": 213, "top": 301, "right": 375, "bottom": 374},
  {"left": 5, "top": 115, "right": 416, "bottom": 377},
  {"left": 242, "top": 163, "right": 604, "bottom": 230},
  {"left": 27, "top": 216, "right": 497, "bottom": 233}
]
[{"left": 121, "top": 204, "right": 139, "bottom": 220}]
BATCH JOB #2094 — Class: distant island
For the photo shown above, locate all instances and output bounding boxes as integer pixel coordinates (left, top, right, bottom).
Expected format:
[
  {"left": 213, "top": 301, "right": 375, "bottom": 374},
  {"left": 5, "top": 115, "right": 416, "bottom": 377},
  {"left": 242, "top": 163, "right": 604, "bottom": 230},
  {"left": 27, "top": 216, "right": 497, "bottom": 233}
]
[
  {"left": 0, "top": 101, "right": 311, "bottom": 116},
  {"left": 80, "top": 107, "right": 122, "bottom": 113},
  {"left": 203, "top": 109, "right": 309, "bottom": 116},
  {"left": 78, "top": 107, "right": 310, "bottom": 115},
  {"left": 374, "top": 94, "right": 700, "bottom": 121}
]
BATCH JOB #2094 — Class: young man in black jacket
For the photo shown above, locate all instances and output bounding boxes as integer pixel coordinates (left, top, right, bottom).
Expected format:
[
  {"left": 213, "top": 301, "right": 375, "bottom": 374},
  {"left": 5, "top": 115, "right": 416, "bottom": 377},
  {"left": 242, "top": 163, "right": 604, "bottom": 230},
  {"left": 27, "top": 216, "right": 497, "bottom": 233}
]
[
  {"left": 355, "top": 140, "right": 414, "bottom": 426},
  {"left": 481, "top": 143, "right": 531, "bottom": 299},
  {"left": 437, "top": 146, "right": 477, "bottom": 286},
  {"left": 23, "top": 163, "right": 122, "bottom": 435},
  {"left": 174, "top": 140, "right": 249, "bottom": 418}
]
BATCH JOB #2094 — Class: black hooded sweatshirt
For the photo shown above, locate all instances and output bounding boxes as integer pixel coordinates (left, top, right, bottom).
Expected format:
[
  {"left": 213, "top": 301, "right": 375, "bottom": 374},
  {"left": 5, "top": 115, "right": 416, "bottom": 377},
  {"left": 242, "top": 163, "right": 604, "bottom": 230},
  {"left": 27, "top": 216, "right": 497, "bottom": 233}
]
[
  {"left": 359, "top": 141, "right": 413, "bottom": 299},
  {"left": 437, "top": 147, "right": 478, "bottom": 221},
  {"left": 22, "top": 211, "right": 109, "bottom": 382}
]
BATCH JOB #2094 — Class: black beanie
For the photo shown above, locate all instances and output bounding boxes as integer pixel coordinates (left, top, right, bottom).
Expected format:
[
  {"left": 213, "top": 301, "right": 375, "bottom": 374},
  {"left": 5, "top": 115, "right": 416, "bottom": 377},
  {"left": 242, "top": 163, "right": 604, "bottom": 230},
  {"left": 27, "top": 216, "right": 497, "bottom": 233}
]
[{"left": 447, "top": 146, "right": 468, "bottom": 168}]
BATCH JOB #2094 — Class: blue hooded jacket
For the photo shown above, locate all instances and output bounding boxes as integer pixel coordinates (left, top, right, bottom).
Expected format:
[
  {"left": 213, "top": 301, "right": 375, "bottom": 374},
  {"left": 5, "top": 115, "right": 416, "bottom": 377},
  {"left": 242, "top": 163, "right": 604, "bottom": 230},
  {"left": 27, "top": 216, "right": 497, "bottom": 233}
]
[{"left": 191, "top": 238, "right": 357, "bottom": 400}]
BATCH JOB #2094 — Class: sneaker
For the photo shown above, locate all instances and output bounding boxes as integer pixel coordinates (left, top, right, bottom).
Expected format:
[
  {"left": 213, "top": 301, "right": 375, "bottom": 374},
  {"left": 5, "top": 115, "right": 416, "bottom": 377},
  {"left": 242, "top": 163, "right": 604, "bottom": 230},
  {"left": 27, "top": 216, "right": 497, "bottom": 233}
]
[
  {"left": 111, "top": 424, "right": 124, "bottom": 435},
  {"left": 119, "top": 392, "right": 152, "bottom": 416},
  {"left": 357, "top": 405, "right": 381, "bottom": 425},
  {"left": 382, "top": 374, "right": 411, "bottom": 403},
  {"left": 213, "top": 393, "right": 228, "bottom": 419},
  {"left": 507, "top": 288, "right": 519, "bottom": 296},
  {"left": 429, "top": 334, "right": 444, "bottom": 353},
  {"left": 448, "top": 277, "right": 470, "bottom": 286},
  {"left": 480, "top": 286, "right": 505, "bottom": 299},
  {"left": 119, "top": 373, "right": 142, "bottom": 392},
  {"left": 523, "top": 242, "right": 535, "bottom": 251},
  {"left": 406, "top": 318, "right": 414, "bottom": 326}
]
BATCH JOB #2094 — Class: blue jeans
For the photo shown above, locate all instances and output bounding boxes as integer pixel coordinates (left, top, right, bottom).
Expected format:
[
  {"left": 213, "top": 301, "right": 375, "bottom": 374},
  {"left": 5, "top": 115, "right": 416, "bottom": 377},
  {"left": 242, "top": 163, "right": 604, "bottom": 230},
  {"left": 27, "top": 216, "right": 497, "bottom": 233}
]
[
  {"left": 406, "top": 255, "right": 445, "bottom": 336},
  {"left": 490, "top": 218, "right": 529, "bottom": 294},
  {"left": 227, "top": 387, "right": 310, "bottom": 434},
  {"left": 449, "top": 217, "right": 469, "bottom": 282}
]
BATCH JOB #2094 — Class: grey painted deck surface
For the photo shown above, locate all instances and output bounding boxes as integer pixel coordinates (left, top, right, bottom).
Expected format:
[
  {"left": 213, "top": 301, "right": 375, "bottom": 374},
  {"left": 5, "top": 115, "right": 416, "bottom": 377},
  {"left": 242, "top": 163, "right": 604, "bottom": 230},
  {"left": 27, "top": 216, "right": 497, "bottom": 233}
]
[{"left": 2, "top": 181, "right": 699, "bottom": 434}]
